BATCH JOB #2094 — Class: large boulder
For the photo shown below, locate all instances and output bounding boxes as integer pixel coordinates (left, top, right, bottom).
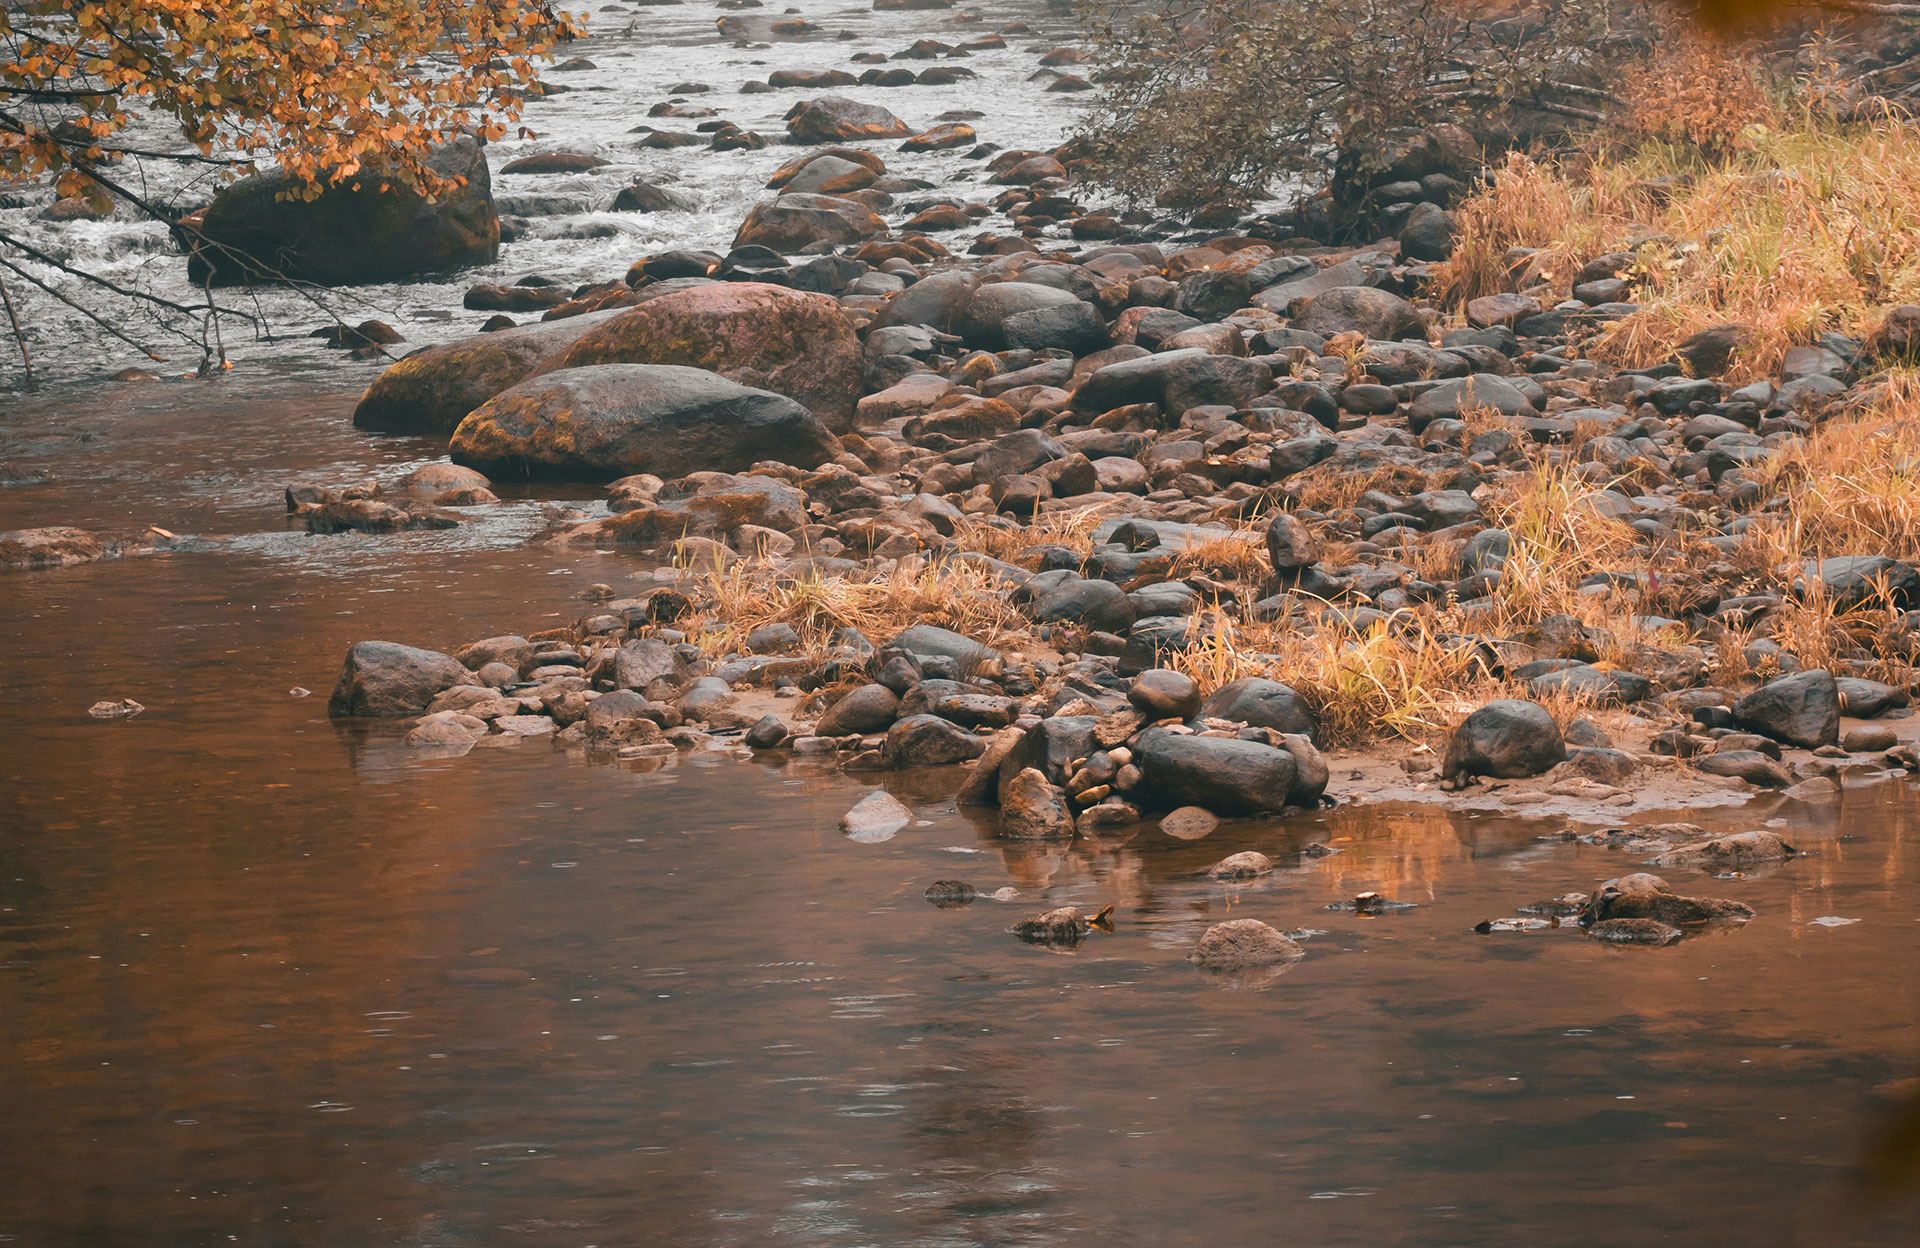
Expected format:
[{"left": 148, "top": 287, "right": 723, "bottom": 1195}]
[
  {"left": 351, "top": 310, "right": 624, "bottom": 435},
  {"left": 187, "top": 136, "right": 497, "bottom": 286},
  {"left": 960, "top": 282, "right": 1083, "bottom": 350},
  {"left": 1197, "top": 677, "right": 1319, "bottom": 741},
  {"left": 869, "top": 270, "right": 979, "bottom": 334},
  {"left": 1441, "top": 699, "right": 1566, "bottom": 779},
  {"left": 785, "top": 96, "right": 913, "bottom": 143},
  {"left": 1292, "top": 286, "right": 1426, "bottom": 341},
  {"left": 328, "top": 641, "right": 472, "bottom": 717},
  {"left": 528, "top": 282, "right": 862, "bottom": 428},
  {"left": 1136, "top": 728, "right": 1298, "bottom": 815},
  {"left": 1733, "top": 669, "right": 1840, "bottom": 749},
  {"left": 449, "top": 364, "right": 839, "bottom": 480},
  {"left": 732, "top": 193, "right": 888, "bottom": 253},
  {"left": 1407, "top": 374, "right": 1535, "bottom": 432}
]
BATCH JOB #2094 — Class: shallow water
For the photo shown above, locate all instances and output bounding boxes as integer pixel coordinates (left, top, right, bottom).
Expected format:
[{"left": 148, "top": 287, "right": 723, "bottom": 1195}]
[
  {"left": 0, "top": 0, "right": 1089, "bottom": 386},
  {"left": 5, "top": 377, "right": 1920, "bottom": 1246}
]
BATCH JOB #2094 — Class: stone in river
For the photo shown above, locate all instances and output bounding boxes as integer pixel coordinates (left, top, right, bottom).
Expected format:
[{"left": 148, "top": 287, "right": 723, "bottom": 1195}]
[
  {"left": 529, "top": 282, "right": 863, "bottom": 429},
  {"left": 328, "top": 641, "right": 472, "bottom": 718},
  {"left": 881, "top": 714, "right": 986, "bottom": 768},
  {"left": 840, "top": 790, "right": 913, "bottom": 842},
  {"left": 732, "top": 193, "right": 889, "bottom": 253},
  {"left": 999, "top": 767, "right": 1076, "bottom": 839},
  {"left": 785, "top": 96, "right": 913, "bottom": 143},
  {"left": 1190, "top": 919, "right": 1304, "bottom": 972},
  {"left": 450, "top": 364, "right": 839, "bottom": 481}
]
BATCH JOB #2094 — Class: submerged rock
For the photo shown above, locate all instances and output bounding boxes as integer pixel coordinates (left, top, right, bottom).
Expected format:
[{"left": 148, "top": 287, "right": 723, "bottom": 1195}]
[
  {"left": 924, "top": 879, "right": 977, "bottom": 907},
  {"left": 840, "top": 789, "right": 913, "bottom": 842},
  {"left": 1587, "top": 918, "right": 1684, "bottom": 946},
  {"left": 1190, "top": 919, "right": 1304, "bottom": 971},
  {"left": 1012, "top": 905, "right": 1095, "bottom": 944},
  {"left": 1645, "top": 830, "right": 1796, "bottom": 869},
  {"left": 1209, "top": 851, "right": 1274, "bottom": 879}
]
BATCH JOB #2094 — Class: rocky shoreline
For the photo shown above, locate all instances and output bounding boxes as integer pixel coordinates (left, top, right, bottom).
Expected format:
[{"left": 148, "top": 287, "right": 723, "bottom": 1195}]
[{"left": 11, "top": 35, "right": 1920, "bottom": 915}]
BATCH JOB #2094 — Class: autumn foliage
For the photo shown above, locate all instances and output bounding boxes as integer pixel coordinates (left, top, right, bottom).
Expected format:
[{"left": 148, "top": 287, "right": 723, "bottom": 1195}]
[{"left": 0, "top": 0, "right": 582, "bottom": 210}]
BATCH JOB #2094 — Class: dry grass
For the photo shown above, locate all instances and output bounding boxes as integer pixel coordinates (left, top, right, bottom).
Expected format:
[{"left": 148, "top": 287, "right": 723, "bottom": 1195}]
[
  {"left": 1762, "top": 403, "right": 1920, "bottom": 563},
  {"left": 948, "top": 502, "right": 1119, "bottom": 565},
  {"left": 1433, "top": 110, "right": 1920, "bottom": 380},
  {"left": 684, "top": 552, "right": 1029, "bottom": 665}
]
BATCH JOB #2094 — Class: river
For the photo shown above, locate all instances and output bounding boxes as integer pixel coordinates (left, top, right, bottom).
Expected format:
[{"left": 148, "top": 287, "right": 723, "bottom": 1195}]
[{"left": 4, "top": 2, "right": 1920, "bottom": 1244}]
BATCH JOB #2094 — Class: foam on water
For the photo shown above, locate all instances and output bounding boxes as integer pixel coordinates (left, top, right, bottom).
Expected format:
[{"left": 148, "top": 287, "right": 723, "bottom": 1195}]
[{"left": 0, "top": 0, "right": 1089, "bottom": 386}]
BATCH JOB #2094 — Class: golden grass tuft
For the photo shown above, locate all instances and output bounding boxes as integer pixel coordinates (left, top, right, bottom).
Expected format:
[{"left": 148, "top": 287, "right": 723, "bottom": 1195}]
[{"left": 1434, "top": 109, "right": 1920, "bottom": 380}]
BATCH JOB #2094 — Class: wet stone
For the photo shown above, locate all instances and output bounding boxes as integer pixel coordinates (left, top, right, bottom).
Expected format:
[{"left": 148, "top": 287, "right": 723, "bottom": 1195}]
[
  {"left": 924, "top": 880, "right": 977, "bottom": 908},
  {"left": 839, "top": 789, "right": 913, "bottom": 842},
  {"left": 1587, "top": 918, "right": 1684, "bottom": 946},
  {"left": 1209, "top": 851, "right": 1274, "bottom": 879}
]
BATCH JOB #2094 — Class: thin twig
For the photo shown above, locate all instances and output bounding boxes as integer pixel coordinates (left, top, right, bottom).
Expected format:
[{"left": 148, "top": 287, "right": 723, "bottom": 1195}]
[
  {"left": 0, "top": 270, "right": 34, "bottom": 389},
  {"left": 0, "top": 258, "right": 167, "bottom": 361}
]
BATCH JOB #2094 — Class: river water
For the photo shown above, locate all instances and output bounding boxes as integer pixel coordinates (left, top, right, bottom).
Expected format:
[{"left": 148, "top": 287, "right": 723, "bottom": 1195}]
[
  {"left": 5, "top": 4, "right": 1920, "bottom": 1245},
  {"left": 0, "top": 0, "right": 1085, "bottom": 387},
  {"left": 5, "top": 372, "right": 1920, "bottom": 1246}
]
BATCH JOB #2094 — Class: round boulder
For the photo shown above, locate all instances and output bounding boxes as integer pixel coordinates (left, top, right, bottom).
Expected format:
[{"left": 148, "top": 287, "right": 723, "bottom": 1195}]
[
  {"left": 531, "top": 282, "right": 863, "bottom": 428},
  {"left": 450, "top": 364, "right": 839, "bottom": 481},
  {"left": 1441, "top": 699, "right": 1566, "bottom": 780},
  {"left": 732, "top": 193, "right": 888, "bottom": 254}
]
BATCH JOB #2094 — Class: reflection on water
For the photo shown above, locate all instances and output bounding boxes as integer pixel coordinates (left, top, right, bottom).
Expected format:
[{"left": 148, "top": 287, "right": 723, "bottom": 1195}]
[{"left": 3, "top": 382, "right": 1920, "bottom": 1246}]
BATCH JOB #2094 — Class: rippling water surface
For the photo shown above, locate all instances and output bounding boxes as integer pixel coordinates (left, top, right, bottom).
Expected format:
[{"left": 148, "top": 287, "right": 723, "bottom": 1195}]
[
  {"left": 1, "top": 0, "right": 1088, "bottom": 385},
  {"left": 5, "top": 7, "right": 1920, "bottom": 1241},
  {"left": 3, "top": 378, "right": 1920, "bottom": 1247}
]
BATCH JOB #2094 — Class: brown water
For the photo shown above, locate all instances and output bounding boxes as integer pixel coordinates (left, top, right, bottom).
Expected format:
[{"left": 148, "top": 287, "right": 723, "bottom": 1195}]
[{"left": 4, "top": 375, "right": 1920, "bottom": 1247}]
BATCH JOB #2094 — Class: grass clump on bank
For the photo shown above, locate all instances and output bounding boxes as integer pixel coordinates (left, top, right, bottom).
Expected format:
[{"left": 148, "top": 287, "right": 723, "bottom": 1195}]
[{"left": 1435, "top": 107, "right": 1920, "bottom": 380}]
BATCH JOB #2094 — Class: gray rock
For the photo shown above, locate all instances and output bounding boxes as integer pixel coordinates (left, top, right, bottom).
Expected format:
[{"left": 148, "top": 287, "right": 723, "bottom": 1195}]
[
  {"left": 1190, "top": 919, "right": 1304, "bottom": 971},
  {"left": 1555, "top": 746, "right": 1638, "bottom": 786},
  {"left": 815, "top": 683, "right": 901, "bottom": 735},
  {"left": 1128, "top": 669, "right": 1202, "bottom": 720},
  {"left": 840, "top": 789, "right": 914, "bottom": 842},
  {"left": 1031, "top": 577, "right": 1136, "bottom": 633},
  {"left": 999, "top": 767, "right": 1077, "bottom": 839},
  {"left": 1408, "top": 374, "right": 1534, "bottom": 430},
  {"left": 881, "top": 714, "right": 987, "bottom": 767},
  {"left": 1442, "top": 700, "right": 1566, "bottom": 779},
  {"left": 1837, "top": 676, "right": 1908, "bottom": 719},
  {"left": 1209, "top": 851, "right": 1274, "bottom": 879},
  {"left": 1137, "top": 728, "right": 1298, "bottom": 815},
  {"left": 1292, "top": 286, "right": 1425, "bottom": 340},
  {"left": 1694, "top": 750, "right": 1793, "bottom": 787},
  {"left": 1197, "top": 677, "right": 1318, "bottom": 741},
  {"left": 1266, "top": 511, "right": 1318, "bottom": 572},
  {"left": 328, "top": 641, "right": 472, "bottom": 717},
  {"left": 451, "top": 364, "right": 838, "bottom": 480},
  {"left": 1733, "top": 669, "right": 1839, "bottom": 748}
]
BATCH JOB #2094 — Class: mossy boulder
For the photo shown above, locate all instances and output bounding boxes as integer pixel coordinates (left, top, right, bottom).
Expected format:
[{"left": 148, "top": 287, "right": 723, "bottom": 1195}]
[
  {"left": 351, "top": 309, "right": 625, "bottom": 436},
  {"left": 530, "top": 282, "right": 863, "bottom": 428},
  {"left": 186, "top": 136, "right": 497, "bottom": 286},
  {"left": 449, "top": 363, "right": 840, "bottom": 481}
]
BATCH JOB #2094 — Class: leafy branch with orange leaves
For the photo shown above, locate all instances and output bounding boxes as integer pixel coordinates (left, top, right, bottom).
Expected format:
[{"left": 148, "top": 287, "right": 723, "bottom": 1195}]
[
  {"left": 0, "top": 0, "right": 580, "bottom": 383},
  {"left": 0, "top": 0, "right": 581, "bottom": 209}
]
